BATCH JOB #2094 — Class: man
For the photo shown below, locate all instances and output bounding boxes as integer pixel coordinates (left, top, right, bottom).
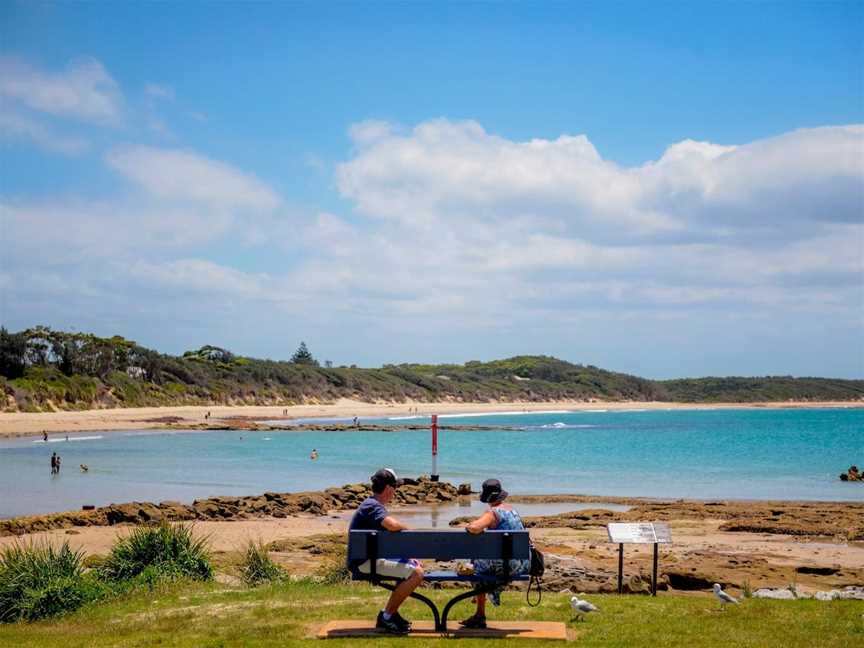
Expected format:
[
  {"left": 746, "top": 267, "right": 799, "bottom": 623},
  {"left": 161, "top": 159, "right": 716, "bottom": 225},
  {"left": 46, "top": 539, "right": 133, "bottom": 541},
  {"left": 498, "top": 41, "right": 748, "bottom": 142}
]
[{"left": 349, "top": 468, "right": 423, "bottom": 635}]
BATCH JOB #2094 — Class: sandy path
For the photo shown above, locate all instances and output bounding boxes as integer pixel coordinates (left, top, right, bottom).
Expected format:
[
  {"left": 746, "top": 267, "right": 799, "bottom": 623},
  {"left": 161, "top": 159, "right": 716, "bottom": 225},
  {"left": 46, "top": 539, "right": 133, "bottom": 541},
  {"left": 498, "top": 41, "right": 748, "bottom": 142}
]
[
  {"left": 2, "top": 399, "right": 860, "bottom": 437},
  {"left": 0, "top": 515, "right": 341, "bottom": 555}
]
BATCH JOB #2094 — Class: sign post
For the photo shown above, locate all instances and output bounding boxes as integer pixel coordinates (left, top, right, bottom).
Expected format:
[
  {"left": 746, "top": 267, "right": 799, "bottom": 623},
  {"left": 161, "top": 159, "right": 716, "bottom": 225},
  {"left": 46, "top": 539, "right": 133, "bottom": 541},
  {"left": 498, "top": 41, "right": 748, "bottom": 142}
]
[
  {"left": 606, "top": 522, "right": 672, "bottom": 596},
  {"left": 430, "top": 414, "right": 439, "bottom": 482}
]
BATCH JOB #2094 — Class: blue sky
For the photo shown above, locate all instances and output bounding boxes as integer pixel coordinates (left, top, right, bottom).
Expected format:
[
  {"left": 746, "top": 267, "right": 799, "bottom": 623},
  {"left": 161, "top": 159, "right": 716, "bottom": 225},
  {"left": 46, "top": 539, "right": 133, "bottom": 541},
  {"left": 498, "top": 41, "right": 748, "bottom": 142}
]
[{"left": 1, "top": 1, "right": 862, "bottom": 378}]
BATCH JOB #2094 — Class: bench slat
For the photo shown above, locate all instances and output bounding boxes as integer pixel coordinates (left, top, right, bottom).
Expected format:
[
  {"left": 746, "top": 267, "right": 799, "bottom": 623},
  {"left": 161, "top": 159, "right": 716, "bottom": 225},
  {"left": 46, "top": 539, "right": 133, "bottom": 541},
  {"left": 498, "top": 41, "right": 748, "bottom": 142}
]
[{"left": 348, "top": 529, "right": 530, "bottom": 561}]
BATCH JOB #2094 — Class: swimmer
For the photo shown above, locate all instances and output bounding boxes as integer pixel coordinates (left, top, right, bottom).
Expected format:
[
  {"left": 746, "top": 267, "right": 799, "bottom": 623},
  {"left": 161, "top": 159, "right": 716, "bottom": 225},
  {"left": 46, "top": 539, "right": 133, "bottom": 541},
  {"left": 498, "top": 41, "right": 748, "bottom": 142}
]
[
  {"left": 310, "top": 449, "right": 318, "bottom": 460},
  {"left": 80, "top": 464, "right": 89, "bottom": 473}
]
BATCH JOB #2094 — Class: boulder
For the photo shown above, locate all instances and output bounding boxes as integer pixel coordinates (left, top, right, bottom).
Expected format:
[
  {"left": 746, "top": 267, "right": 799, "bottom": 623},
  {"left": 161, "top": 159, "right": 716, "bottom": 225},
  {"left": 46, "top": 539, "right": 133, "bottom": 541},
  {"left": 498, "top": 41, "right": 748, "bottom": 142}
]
[
  {"left": 753, "top": 588, "right": 797, "bottom": 600},
  {"left": 457, "top": 483, "right": 472, "bottom": 496}
]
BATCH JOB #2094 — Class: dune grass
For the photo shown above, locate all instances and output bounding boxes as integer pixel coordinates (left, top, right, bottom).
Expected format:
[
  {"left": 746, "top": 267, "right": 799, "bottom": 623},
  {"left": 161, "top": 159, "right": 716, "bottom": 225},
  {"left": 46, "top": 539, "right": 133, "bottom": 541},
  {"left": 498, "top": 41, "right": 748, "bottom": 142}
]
[
  {"left": 99, "top": 522, "right": 213, "bottom": 585},
  {"left": 0, "top": 541, "right": 110, "bottom": 623},
  {"left": 240, "top": 540, "right": 285, "bottom": 587},
  {"left": 0, "top": 578, "right": 860, "bottom": 647}
]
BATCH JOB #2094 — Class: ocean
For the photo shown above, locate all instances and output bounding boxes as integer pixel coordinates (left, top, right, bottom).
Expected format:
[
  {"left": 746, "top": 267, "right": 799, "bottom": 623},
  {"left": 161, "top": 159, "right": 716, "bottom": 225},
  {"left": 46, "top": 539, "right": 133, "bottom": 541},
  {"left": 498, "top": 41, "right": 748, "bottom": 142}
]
[{"left": 0, "top": 408, "right": 861, "bottom": 518}]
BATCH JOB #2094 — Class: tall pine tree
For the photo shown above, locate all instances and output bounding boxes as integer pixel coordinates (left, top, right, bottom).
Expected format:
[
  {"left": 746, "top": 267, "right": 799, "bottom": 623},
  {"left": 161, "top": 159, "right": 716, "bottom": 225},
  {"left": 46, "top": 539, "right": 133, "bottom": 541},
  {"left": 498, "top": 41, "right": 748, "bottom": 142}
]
[{"left": 290, "top": 341, "right": 318, "bottom": 366}]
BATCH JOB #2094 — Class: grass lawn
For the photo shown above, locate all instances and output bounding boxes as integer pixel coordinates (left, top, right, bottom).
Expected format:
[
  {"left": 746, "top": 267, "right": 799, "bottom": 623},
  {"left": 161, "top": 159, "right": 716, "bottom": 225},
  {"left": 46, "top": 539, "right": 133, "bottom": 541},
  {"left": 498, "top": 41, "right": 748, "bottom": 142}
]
[{"left": 0, "top": 580, "right": 861, "bottom": 647}]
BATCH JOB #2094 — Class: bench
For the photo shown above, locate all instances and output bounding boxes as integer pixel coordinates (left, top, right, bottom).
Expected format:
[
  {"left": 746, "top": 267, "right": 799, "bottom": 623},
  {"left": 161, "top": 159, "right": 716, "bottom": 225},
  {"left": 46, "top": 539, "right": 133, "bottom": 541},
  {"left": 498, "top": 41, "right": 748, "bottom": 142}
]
[{"left": 348, "top": 529, "right": 530, "bottom": 632}]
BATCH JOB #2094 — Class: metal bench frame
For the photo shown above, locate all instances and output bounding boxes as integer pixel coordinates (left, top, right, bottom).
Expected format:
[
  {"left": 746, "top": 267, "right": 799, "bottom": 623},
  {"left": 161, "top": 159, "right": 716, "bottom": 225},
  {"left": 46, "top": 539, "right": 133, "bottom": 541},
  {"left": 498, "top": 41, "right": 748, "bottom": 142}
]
[{"left": 348, "top": 529, "right": 530, "bottom": 632}]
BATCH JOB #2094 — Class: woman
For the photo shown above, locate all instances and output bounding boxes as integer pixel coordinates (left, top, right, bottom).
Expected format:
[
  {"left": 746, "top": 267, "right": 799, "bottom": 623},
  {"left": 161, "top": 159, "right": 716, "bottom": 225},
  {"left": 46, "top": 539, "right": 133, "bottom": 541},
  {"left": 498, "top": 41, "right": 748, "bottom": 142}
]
[{"left": 460, "top": 478, "right": 530, "bottom": 629}]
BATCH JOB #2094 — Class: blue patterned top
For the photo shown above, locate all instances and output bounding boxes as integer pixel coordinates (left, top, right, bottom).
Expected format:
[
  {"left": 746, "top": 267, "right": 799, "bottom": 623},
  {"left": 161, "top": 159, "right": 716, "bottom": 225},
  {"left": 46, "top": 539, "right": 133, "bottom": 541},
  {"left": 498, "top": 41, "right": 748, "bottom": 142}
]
[{"left": 472, "top": 505, "right": 530, "bottom": 605}]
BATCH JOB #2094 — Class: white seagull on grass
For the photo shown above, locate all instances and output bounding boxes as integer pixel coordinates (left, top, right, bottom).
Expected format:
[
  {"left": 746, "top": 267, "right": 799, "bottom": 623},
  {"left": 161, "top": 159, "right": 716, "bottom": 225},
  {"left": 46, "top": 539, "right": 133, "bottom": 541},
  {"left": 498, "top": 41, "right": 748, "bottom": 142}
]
[
  {"left": 570, "top": 596, "right": 599, "bottom": 622},
  {"left": 713, "top": 583, "right": 739, "bottom": 609}
]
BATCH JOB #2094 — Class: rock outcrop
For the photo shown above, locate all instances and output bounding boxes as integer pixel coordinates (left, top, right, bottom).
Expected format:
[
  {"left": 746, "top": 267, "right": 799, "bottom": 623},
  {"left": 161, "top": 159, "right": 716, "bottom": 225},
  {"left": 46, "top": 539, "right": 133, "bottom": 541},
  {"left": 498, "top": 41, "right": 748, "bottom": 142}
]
[{"left": 0, "top": 476, "right": 458, "bottom": 537}]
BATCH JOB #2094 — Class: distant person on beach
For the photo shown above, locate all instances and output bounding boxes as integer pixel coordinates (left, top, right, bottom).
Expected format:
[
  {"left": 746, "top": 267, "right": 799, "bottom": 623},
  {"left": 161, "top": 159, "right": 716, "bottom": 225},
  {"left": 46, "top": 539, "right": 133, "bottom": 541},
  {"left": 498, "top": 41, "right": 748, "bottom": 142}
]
[
  {"left": 50, "top": 452, "right": 57, "bottom": 475},
  {"left": 310, "top": 449, "right": 318, "bottom": 460},
  {"left": 55, "top": 455, "right": 62, "bottom": 474},
  {"left": 43, "top": 431, "right": 48, "bottom": 442},
  {"left": 353, "top": 416, "right": 359, "bottom": 426},
  {"left": 348, "top": 468, "right": 422, "bottom": 635},
  {"left": 460, "top": 478, "right": 530, "bottom": 629}
]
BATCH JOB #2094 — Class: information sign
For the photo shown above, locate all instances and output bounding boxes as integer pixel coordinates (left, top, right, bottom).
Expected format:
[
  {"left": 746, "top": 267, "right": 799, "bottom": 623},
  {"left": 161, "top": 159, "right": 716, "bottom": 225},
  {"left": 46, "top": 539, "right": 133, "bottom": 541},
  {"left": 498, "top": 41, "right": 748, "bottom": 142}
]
[{"left": 607, "top": 522, "right": 672, "bottom": 544}]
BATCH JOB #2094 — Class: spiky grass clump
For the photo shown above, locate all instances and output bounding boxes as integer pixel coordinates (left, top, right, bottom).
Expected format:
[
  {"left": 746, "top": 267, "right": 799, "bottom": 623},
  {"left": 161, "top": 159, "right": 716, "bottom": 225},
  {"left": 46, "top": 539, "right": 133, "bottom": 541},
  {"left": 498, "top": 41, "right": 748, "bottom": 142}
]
[
  {"left": 100, "top": 522, "right": 213, "bottom": 585},
  {"left": 0, "top": 541, "right": 105, "bottom": 622},
  {"left": 315, "top": 543, "right": 350, "bottom": 585},
  {"left": 240, "top": 541, "right": 285, "bottom": 587}
]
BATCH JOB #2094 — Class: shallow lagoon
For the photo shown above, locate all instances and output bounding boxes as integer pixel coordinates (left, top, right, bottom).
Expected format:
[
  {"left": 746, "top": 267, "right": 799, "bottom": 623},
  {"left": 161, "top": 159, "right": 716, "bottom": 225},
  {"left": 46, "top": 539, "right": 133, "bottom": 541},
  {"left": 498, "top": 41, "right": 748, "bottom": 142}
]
[{"left": 1, "top": 408, "right": 862, "bottom": 518}]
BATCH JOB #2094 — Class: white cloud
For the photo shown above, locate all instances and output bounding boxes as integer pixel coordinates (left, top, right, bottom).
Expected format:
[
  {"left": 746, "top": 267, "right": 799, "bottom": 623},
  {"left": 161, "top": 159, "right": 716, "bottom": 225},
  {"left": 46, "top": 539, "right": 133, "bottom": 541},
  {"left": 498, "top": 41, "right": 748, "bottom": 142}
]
[
  {"left": 105, "top": 146, "right": 281, "bottom": 210},
  {"left": 0, "top": 57, "right": 124, "bottom": 126},
  {"left": 0, "top": 198, "right": 233, "bottom": 260},
  {"left": 128, "top": 259, "right": 268, "bottom": 297},
  {"left": 338, "top": 120, "right": 863, "bottom": 243},
  {"left": 0, "top": 110, "right": 89, "bottom": 155}
]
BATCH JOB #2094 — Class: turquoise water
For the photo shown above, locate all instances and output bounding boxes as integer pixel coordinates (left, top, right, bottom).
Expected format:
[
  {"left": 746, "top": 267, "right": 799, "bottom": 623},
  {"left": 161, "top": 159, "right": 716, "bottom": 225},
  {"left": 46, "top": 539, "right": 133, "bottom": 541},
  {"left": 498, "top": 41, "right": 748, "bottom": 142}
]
[{"left": 1, "top": 408, "right": 862, "bottom": 518}]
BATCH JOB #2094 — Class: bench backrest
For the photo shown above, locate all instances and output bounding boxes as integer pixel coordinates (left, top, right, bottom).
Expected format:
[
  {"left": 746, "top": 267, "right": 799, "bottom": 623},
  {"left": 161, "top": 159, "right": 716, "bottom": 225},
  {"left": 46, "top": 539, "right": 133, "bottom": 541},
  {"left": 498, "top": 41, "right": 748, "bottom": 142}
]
[{"left": 348, "top": 529, "right": 530, "bottom": 562}]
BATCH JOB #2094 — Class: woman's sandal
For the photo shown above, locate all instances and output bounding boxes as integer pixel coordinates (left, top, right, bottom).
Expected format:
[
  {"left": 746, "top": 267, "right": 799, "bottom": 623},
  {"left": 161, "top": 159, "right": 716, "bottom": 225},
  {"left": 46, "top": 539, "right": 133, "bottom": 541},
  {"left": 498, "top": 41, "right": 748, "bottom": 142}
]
[{"left": 459, "top": 615, "right": 487, "bottom": 629}]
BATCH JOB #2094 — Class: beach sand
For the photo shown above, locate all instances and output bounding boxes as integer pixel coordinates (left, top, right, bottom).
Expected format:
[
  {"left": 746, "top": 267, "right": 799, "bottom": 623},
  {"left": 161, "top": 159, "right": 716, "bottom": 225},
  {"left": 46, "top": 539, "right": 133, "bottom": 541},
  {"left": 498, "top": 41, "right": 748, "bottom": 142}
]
[{"left": 2, "top": 398, "right": 861, "bottom": 438}]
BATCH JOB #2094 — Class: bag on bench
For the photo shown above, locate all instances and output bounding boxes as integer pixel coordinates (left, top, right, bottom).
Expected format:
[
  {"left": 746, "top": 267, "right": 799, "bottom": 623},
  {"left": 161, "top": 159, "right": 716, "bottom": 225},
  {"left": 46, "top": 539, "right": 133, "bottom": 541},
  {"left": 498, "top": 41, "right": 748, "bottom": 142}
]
[{"left": 526, "top": 542, "right": 544, "bottom": 607}]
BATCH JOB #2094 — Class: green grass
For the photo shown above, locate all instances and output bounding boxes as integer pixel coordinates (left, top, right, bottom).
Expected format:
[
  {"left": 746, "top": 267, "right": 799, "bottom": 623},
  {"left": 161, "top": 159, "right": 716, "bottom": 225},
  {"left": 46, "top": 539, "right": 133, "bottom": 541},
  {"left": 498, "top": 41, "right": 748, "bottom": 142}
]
[{"left": 0, "top": 579, "right": 860, "bottom": 647}]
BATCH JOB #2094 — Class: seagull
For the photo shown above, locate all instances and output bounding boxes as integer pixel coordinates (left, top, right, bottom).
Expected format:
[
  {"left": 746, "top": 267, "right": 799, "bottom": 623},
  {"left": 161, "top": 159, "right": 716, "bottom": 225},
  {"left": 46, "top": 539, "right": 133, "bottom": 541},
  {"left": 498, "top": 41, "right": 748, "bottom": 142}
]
[
  {"left": 570, "top": 596, "right": 599, "bottom": 622},
  {"left": 713, "top": 583, "right": 739, "bottom": 609}
]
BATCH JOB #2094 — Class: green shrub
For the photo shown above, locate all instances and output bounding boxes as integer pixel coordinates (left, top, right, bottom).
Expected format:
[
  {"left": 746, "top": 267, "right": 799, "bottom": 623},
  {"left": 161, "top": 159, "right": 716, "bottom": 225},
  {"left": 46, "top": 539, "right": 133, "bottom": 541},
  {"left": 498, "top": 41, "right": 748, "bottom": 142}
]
[
  {"left": 240, "top": 541, "right": 285, "bottom": 587},
  {"left": 100, "top": 522, "right": 212, "bottom": 585},
  {"left": 0, "top": 541, "right": 106, "bottom": 622}
]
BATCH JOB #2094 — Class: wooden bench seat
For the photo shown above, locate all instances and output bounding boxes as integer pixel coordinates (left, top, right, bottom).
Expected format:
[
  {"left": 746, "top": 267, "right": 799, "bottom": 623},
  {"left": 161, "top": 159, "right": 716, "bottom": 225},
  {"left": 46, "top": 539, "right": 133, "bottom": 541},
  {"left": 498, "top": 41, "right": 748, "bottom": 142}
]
[{"left": 348, "top": 529, "right": 531, "bottom": 632}]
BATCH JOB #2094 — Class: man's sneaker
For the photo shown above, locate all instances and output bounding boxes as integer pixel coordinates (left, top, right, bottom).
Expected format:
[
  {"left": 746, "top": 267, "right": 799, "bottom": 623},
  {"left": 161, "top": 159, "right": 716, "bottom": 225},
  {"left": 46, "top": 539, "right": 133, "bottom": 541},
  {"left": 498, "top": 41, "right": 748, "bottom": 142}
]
[
  {"left": 376, "top": 611, "right": 409, "bottom": 635},
  {"left": 391, "top": 611, "right": 412, "bottom": 630}
]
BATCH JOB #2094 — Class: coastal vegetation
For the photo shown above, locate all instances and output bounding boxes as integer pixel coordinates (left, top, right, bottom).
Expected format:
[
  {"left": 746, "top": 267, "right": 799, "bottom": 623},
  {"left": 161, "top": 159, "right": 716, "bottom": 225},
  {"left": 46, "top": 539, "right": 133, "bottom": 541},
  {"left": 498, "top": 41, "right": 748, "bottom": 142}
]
[
  {"left": 98, "top": 522, "right": 213, "bottom": 585},
  {"left": 240, "top": 540, "right": 286, "bottom": 587},
  {"left": 0, "top": 541, "right": 105, "bottom": 623},
  {"left": 1, "top": 326, "right": 862, "bottom": 412},
  {"left": 0, "top": 523, "right": 213, "bottom": 624}
]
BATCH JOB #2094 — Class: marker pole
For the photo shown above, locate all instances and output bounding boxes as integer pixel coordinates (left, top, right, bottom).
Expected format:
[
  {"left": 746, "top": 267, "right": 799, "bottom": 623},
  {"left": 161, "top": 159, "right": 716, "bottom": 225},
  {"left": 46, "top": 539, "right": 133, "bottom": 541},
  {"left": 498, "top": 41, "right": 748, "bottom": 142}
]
[{"left": 431, "top": 414, "right": 439, "bottom": 482}]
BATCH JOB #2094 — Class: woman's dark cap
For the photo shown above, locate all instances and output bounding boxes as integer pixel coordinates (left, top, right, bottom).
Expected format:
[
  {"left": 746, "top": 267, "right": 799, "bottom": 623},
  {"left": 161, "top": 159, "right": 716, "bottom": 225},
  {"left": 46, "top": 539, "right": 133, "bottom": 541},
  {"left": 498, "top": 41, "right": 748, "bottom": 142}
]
[{"left": 479, "top": 478, "right": 508, "bottom": 503}]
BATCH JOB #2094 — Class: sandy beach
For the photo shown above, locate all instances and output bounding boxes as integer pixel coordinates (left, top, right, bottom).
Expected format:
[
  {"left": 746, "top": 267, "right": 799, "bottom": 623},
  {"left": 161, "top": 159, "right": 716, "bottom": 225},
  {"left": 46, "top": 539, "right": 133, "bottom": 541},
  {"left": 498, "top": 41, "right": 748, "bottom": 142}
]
[{"left": 2, "top": 398, "right": 861, "bottom": 438}]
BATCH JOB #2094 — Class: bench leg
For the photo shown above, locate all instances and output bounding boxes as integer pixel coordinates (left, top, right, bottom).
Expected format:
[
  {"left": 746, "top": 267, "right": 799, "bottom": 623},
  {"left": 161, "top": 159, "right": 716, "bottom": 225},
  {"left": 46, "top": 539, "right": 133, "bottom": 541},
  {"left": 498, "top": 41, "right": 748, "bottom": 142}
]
[
  {"left": 378, "top": 581, "right": 442, "bottom": 631},
  {"left": 440, "top": 583, "right": 498, "bottom": 633}
]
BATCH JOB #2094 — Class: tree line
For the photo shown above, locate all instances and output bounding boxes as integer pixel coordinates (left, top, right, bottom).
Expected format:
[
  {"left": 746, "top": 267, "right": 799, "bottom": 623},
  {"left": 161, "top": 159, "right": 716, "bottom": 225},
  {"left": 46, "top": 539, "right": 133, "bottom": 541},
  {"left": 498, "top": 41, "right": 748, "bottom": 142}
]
[{"left": 1, "top": 326, "right": 862, "bottom": 411}]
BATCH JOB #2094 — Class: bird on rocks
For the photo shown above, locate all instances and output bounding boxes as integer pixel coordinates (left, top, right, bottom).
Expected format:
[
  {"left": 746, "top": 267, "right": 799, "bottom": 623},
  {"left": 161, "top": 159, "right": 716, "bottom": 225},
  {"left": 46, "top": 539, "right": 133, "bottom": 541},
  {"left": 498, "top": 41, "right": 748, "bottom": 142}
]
[
  {"left": 713, "top": 583, "right": 739, "bottom": 609},
  {"left": 570, "top": 596, "right": 599, "bottom": 622}
]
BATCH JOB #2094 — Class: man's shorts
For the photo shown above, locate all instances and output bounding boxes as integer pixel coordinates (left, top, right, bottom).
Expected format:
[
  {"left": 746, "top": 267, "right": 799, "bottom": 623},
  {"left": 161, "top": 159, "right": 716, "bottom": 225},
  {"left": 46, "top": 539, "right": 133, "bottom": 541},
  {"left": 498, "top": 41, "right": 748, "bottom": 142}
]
[{"left": 357, "top": 558, "right": 420, "bottom": 579}]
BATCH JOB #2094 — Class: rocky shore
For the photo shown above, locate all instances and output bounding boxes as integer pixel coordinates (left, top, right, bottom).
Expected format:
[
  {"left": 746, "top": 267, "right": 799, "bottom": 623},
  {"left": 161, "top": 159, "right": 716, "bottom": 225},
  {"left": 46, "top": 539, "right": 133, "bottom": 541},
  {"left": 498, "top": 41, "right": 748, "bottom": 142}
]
[
  {"left": 0, "top": 476, "right": 459, "bottom": 537},
  {"left": 503, "top": 496, "right": 864, "bottom": 541}
]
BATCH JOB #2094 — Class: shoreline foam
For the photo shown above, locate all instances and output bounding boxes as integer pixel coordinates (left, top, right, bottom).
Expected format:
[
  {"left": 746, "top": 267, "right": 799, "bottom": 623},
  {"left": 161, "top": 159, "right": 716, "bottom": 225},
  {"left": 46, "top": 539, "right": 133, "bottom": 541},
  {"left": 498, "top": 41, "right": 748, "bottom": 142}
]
[{"left": 2, "top": 398, "right": 862, "bottom": 438}]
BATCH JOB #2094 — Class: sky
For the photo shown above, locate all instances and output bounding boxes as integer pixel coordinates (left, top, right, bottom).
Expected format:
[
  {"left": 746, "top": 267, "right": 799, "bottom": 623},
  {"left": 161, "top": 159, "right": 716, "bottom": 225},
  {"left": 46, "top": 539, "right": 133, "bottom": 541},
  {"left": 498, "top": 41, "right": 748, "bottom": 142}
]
[{"left": 1, "top": 1, "right": 862, "bottom": 379}]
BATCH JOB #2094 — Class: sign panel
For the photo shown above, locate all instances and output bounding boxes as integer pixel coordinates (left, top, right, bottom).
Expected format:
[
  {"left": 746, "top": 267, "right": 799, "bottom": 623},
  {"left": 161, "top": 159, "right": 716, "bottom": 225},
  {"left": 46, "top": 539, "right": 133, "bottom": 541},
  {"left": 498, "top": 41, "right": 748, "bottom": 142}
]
[{"left": 607, "top": 522, "right": 672, "bottom": 544}]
